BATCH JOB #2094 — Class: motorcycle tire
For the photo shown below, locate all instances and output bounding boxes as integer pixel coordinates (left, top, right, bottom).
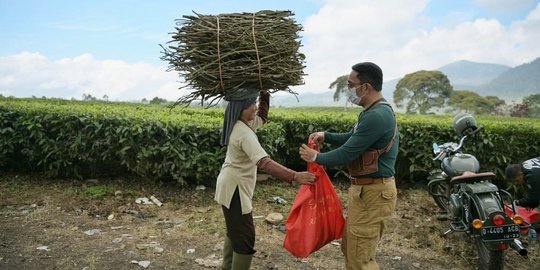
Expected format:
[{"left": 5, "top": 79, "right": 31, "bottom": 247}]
[
  {"left": 427, "top": 180, "right": 450, "bottom": 213},
  {"left": 474, "top": 235, "right": 505, "bottom": 270}
]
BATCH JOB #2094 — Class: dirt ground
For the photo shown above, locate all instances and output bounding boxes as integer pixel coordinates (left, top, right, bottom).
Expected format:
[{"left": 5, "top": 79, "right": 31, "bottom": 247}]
[{"left": 0, "top": 173, "right": 538, "bottom": 270}]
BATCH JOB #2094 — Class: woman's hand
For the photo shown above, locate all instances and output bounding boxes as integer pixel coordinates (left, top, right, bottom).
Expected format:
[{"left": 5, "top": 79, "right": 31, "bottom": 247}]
[
  {"left": 294, "top": 172, "right": 316, "bottom": 185},
  {"left": 257, "top": 90, "right": 270, "bottom": 123}
]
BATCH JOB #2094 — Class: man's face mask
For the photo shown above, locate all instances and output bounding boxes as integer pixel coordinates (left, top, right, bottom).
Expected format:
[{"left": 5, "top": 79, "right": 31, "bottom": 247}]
[{"left": 347, "top": 84, "right": 366, "bottom": 105}]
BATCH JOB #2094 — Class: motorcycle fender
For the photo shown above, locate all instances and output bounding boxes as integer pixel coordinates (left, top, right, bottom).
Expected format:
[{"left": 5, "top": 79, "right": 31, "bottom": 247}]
[
  {"left": 464, "top": 182, "right": 498, "bottom": 194},
  {"left": 472, "top": 193, "right": 501, "bottom": 217},
  {"left": 428, "top": 169, "right": 445, "bottom": 182}
]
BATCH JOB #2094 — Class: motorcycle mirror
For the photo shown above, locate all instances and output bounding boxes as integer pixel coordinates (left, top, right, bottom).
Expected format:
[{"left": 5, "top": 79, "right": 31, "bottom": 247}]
[{"left": 432, "top": 143, "right": 441, "bottom": 154}]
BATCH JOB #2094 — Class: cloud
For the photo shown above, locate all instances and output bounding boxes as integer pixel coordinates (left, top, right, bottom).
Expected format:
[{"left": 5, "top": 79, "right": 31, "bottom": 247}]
[
  {"left": 294, "top": 0, "right": 430, "bottom": 93},
  {"left": 291, "top": 0, "right": 540, "bottom": 95},
  {"left": 474, "top": 0, "right": 536, "bottom": 13},
  {"left": 2, "top": 1, "right": 539, "bottom": 100},
  {"left": 0, "top": 52, "right": 184, "bottom": 101}
]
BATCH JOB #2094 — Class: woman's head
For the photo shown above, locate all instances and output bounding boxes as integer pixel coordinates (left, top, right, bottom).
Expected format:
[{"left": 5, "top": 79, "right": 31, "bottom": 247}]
[
  {"left": 240, "top": 99, "right": 258, "bottom": 123},
  {"left": 220, "top": 96, "right": 258, "bottom": 146}
]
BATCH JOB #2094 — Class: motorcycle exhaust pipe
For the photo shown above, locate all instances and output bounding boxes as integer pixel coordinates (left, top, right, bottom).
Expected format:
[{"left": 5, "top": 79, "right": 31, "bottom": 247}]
[{"left": 510, "top": 239, "right": 528, "bottom": 256}]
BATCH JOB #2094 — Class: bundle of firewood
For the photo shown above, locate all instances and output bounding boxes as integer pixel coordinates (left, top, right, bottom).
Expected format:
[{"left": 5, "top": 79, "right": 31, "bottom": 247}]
[{"left": 160, "top": 10, "right": 306, "bottom": 106}]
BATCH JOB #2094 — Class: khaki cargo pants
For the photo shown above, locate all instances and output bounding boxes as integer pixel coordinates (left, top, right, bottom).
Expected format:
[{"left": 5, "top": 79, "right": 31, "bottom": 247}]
[{"left": 342, "top": 177, "right": 397, "bottom": 270}]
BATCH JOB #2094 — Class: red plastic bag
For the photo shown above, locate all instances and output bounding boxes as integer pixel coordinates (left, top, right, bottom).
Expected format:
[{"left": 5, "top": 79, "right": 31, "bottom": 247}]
[
  {"left": 504, "top": 204, "right": 540, "bottom": 228},
  {"left": 283, "top": 141, "right": 345, "bottom": 258}
]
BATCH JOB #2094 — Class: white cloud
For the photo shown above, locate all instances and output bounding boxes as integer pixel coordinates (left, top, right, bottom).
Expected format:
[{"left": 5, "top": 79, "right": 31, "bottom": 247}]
[
  {"left": 0, "top": 52, "right": 183, "bottom": 101},
  {"left": 291, "top": 0, "right": 540, "bottom": 95},
  {"left": 293, "top": 0, "right": 430, "bottom": 94},
  {"left": 2, "top": 1, "right": 539, "bottom": 100},
  {"left": 474, "top": 0, "right": 536, "bottom": 13}
]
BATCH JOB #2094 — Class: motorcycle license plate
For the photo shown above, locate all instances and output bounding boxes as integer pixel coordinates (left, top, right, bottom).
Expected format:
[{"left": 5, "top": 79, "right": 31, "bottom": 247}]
[{"left": 481, "top": 225, "right": 520, "bottom": 241}]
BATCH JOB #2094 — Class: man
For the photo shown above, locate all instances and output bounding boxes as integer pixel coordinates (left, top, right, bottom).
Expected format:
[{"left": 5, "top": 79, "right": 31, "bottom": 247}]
[
  {"left": 506, "top": 156, "right": 540, "bottom": 210},
  {"left": 299, "top": 62, "right": 399, "bottom": 270}
]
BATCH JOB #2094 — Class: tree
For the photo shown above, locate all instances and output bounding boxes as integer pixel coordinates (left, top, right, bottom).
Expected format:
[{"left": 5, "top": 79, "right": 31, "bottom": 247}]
[
  {"left": 149, "top": 97, "right": 168, "bottom": 104},
  {"left": 509, "top": 103, "right": 530, "bottom": 117},
  {"left": 394, "top": 70, "right": 452, "bottom": 114},
  {"left": 82, "top": 93, "right": 97, "bottom": 101},
  {"left": 448, "top": 90, "right": 504, "bottom": 115},
  {"left": 523, "top": 94, "right": 540, "bottom": 117},
  {"left": 485, "top": 96, "right": 505, "bottom": 108},
  {"left": 329, "top": 75, "right": 348, "bottom": 102},
  {"left": 329, "top": 74, "right": 354, "bottom": 109}
]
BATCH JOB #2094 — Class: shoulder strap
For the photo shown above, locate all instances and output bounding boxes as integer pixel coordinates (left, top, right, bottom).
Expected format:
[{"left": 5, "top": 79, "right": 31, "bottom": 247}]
[
  {"left": 370, "top": 101, "right": 397, "bottom": 154},
  {"left": 378, "top": 123, "right": 397, "bottom": 155}
]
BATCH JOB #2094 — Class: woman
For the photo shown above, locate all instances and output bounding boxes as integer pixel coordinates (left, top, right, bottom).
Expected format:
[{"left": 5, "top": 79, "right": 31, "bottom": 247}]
[{"left": 215, "top": 90, "right": 315, "bottom": 270}]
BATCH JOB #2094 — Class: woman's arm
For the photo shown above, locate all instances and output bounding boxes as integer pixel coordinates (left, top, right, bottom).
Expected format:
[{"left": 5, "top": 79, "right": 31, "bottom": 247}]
[
  {"left": 257, "top": 157, "right": 315, "bottom": 184},
  {"left": 257, "top": 90, "right": 270, "bottom": 124}
]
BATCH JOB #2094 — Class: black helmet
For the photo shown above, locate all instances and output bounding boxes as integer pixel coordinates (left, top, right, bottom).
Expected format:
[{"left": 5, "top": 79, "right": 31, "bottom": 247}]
[{"left": 453, "top": 113, "right": 478, "bottom": 137}]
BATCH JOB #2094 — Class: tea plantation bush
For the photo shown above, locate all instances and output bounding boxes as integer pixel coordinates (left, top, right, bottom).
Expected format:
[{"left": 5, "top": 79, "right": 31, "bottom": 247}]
[{"left": 1, "top": 98, "right": 539, "bottom": 187}]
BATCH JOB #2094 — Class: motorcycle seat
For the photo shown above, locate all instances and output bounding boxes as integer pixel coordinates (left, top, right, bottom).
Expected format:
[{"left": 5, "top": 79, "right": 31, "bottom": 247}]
[{"left": 449, "top": 171, "right": 496, "bottom": 184}]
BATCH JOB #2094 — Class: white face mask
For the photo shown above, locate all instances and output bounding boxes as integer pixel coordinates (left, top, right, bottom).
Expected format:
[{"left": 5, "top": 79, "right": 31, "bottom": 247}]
[{"left": 347, "top": 85, "right": 366, "bottom": 105}]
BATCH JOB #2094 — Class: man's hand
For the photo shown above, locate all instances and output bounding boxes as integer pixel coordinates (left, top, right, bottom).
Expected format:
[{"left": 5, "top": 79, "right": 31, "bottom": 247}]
[
  {"left": 308, "top": 132, "right": 324, "bottom": 144},
  {"left": 299, "top": 144, "right": 318, "bottom": 163}
]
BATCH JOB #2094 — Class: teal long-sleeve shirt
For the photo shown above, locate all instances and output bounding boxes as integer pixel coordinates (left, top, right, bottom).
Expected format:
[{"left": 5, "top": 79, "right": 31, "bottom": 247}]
[{"left": 315, "top": 99, "right": 399, "bottom": 178}]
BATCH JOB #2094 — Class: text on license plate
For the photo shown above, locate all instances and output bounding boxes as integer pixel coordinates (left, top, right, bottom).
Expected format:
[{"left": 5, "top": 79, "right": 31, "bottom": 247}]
[{"left": 481, "top": 225, "right": 520, "bottom": 241}]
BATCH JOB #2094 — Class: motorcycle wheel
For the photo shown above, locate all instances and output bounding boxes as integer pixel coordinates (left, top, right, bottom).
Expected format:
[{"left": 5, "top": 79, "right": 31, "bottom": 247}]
[
  {"left": 427, "top": 180, "right": 450, "bottom": 213},
  {"left": 474, "top": 235, "right": 505, "bottom": 270}
]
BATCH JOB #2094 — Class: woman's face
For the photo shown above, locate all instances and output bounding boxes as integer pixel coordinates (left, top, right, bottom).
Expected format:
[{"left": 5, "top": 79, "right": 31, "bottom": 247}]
[{"left": 240, "top": 102, "right": 257, "bottom": 122}]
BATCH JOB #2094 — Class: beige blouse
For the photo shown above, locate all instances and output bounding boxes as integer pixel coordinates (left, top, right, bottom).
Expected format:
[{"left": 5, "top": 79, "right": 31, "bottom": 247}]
[{"left": 214, "top": 116, "right": 268, "bottom": 214}]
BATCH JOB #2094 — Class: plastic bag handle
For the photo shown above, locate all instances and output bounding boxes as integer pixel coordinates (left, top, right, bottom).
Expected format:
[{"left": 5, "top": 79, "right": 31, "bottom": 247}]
[{"left": 307, "top": 139, "right": 320, "bottom": 153}]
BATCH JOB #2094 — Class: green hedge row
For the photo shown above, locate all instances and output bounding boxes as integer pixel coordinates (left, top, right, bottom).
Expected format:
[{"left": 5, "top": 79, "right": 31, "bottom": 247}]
[
  {"left": 270, "top": 110, "right": 540, "bottom": 187},
  {"left": 1, "top": 98, "right": 539, "bottom": 187}
]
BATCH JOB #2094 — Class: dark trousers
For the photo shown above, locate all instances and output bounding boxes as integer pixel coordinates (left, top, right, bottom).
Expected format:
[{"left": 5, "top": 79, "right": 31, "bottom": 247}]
[{"left": 222, "top": 187, "right": 256, "bottom": 255}]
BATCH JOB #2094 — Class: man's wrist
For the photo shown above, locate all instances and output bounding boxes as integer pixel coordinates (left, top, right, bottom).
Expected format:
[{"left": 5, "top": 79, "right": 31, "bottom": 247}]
[{"left": 310, "top": 153, "right": 318, "bottom": 162}]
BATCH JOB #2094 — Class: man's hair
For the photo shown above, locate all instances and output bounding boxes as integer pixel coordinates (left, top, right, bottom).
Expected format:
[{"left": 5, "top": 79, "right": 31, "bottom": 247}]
[
  {"left": 352, "top": 62, "right": 383, "bottom": 91},
  {"left": 505, "top": 164, "right": 521, "bottom": 180}
]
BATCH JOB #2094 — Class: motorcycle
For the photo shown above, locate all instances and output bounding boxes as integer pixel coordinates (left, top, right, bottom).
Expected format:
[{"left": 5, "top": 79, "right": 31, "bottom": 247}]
[{"left": 427, "top": 113, "right": 527, "bottom": 270}]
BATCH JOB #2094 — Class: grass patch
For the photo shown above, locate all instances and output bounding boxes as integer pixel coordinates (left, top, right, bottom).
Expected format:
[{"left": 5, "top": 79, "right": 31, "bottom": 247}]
[{"left": 83, "top": 185, "right": 113, "bottom": 198}]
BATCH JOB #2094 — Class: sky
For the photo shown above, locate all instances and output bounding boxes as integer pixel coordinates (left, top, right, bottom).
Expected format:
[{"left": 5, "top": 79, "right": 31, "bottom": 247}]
[{"left": 1, "top": 0, "right": 539, "bottom": 102}]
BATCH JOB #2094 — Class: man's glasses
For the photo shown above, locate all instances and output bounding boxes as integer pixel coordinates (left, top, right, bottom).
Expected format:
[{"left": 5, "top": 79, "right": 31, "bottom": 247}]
[{"left": 347, "top": 83, "right": 365, "bottom": 91}]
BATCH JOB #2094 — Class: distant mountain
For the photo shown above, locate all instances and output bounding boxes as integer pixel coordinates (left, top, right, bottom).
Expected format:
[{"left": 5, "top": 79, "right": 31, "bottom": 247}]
[
  {"left": 438, "top": 60, "right": 510, "bottom": 89},
  {"left": 379, "top": 60, "right": 512, "bottom": 106},
  {"left": 272, "top": 88, "right": 395, "bottom": 108},
  {"left": 386, "top": 59, "right": 539, "bottom": 101},
  {"left": 271, "top": 78, "right": 399, "bottom": 107},
  {"left": 271, "top": 91, "right": 344, "bottom": 107},
  {"left": 474, "top": 58, "right": 540, "bottom": 99},
  {"left": 272, "top": 57, "right": 540, "bottom": 107}
]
